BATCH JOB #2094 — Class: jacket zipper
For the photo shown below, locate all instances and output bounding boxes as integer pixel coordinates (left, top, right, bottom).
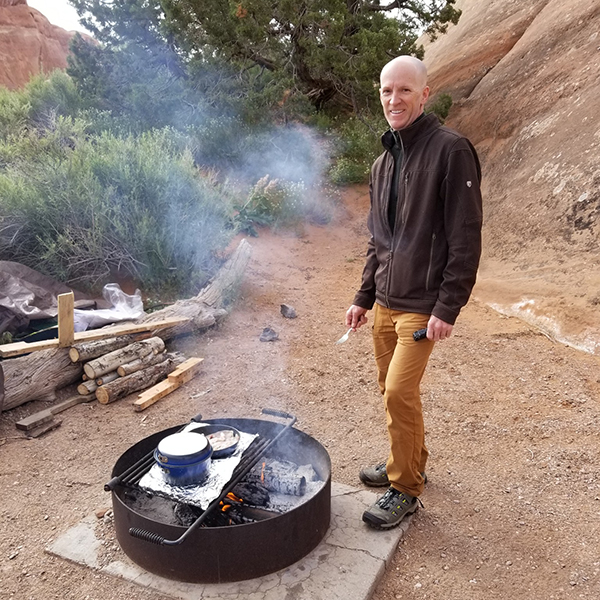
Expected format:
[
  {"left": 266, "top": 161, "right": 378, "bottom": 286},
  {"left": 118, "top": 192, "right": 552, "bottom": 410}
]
[
  {"left": 385, "top": 135, "right": 405, "bottom": 307},
  {"left": 401, "top": 173, "right": 409, "bottom": 224},
  {"left": 426, "top": 233, "right": 436, "bottom": 291}
]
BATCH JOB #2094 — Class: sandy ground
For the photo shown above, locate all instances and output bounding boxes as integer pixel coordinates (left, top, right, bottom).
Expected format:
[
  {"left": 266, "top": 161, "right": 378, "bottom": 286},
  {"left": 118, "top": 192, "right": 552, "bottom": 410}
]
[{"left": 1, "top": 186, "right": 600, "bottom": 600}]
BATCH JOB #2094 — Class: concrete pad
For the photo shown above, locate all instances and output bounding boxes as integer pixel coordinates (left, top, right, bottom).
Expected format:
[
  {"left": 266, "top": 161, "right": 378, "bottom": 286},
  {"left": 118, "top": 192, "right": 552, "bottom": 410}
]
[{"left": 47, "top": 482, "right": 413, "bottom": 600}]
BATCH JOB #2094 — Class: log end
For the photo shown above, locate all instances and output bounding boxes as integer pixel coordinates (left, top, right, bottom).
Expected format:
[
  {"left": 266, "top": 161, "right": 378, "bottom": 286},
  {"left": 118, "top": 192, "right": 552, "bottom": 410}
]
[
  {"left": 96, "top": 387, "right": 109, "bottom": 405},
  {"left": 69, "top": 347, "right": 80, "bottom": 362}
]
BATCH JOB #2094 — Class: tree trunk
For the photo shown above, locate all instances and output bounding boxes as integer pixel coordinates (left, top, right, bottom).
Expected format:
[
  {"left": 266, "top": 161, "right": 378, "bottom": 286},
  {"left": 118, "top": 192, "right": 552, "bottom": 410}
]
[
  {"left": 1, "top": 238, "right": 251, "bottom": 412},
  {"left": 95, "top": 357, "right": 182, "bottom": 405},
  {"left": 83, "top": 337, "right": 165, "bottom": 379}
]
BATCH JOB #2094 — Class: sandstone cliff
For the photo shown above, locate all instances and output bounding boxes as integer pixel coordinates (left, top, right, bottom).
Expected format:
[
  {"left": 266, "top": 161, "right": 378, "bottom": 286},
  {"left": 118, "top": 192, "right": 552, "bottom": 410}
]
[
  {"left": 423, "top": 0, "right": 600, "bottom": 353},
  {"left": 0, "top": 0, "right": 74, "bottom": 89}
]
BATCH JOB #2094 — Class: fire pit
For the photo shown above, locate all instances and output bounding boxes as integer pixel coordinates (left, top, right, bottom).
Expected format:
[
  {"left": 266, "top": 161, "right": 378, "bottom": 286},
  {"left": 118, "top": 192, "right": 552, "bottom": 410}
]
[{"left": 107, "top": 411, "right": 331, "bottom": 583}]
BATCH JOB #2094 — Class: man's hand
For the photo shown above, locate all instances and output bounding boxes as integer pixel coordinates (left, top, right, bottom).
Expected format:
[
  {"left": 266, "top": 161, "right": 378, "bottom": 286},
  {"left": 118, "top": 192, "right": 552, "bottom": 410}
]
[
  {"left": 345, "top": 305, "right": 369, "bottom": 330},
  {"left": 426, "top": 315, "right": 453, "bottom": 341}
]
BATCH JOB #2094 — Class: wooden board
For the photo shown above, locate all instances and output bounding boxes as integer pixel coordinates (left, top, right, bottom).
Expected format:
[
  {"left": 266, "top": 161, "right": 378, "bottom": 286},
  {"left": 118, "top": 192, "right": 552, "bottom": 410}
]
[
  {"left": 15, "top": 395, "right": 91, "bottom": 431},
  {"left": 167, "top": 357, "right": 204, "bottom": 385},
  {"left": 133, "top": 380, "right": 179, "bottom": 412},
  {"left": 0, "top": 317, "right": 190, "bottom": 358},
  {"left": 133, "top": 356, "right": 204, "bottom": 411},
  {"left": 57, "top": 292, "right": 75, "bottom": 348},
  {"left": 27, "top": 418, "right": 62, "bottom": 438}
]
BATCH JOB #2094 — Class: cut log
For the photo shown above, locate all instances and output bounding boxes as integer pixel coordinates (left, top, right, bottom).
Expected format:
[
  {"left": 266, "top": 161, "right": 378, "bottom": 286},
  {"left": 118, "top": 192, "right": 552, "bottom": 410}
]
[
  {"left": 117, "top": 350, "right": 167, "bottom": 377},
  {"left": 2, "top": 349, "right": 82, "bottom": 411},
  {"left": 83, "top": 337, "right": 165, "bottom": 380},
  {"left": 1, "top": 239, "right": 251, "bottom": 412},
  {"left": 96, "top": 356, "right": 184, "bottom": 405},
  {"left": 246, "top": 459, "right": 311, "bottom": 496},
  {"left": 96, "top": 371, "right": 119, "bottom": 386},
  {"left": 78, "top": 380, "right": 98, "bottom": 396},
  {"left": 137, "top": 238, "right": 252, "bottom": 339},
  {"left": 69, "top": 335, "right": 141, "bottom": 363}
]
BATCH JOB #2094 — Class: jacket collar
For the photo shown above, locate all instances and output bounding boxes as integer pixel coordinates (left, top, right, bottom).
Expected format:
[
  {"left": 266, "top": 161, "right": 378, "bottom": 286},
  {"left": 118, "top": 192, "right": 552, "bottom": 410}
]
[{"left": 381, "top": 112, "right": 440, "bottom": 152}]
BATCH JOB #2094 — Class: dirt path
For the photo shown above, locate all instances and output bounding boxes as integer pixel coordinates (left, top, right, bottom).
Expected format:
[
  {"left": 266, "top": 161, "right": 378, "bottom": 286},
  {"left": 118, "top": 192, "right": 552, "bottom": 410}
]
[{"left": 1, "top": 186, "right": 599, "bottom": 600}]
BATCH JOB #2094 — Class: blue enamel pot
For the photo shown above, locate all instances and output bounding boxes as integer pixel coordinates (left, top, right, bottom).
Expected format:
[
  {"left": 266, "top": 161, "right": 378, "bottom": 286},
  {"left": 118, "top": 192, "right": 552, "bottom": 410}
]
[{"left": 154, "top": 432, "right": 213, "bottom": 486}]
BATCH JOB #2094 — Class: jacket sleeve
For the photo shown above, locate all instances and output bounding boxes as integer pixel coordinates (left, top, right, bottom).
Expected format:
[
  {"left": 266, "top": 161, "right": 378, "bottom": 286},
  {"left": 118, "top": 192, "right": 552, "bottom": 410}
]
[
  {"left": 352, "top": 177, "right": 379, "bottom": 310},
  {"left": 432, "top": 138, "right": 483, "bottom": 324}
]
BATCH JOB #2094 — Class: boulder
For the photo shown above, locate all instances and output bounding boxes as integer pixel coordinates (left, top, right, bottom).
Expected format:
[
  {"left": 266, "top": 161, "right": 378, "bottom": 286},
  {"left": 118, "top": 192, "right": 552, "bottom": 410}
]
[
  {"left": 0, "top": 0, "right": 75, "bottom": 89},
  {"left": 422, "top": 0, "right": 600, "bottom": 352}
]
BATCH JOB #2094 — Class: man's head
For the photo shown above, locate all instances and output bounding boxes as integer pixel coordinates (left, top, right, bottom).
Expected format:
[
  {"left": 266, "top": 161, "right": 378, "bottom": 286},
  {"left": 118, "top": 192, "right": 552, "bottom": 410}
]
[{"left": 380, "top": 56, "right": 429, "bottom": 131}]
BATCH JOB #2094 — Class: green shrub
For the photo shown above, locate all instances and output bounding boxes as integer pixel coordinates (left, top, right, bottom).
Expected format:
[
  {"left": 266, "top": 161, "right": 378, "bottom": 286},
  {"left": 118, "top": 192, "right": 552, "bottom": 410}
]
[
  {"left": 0, "top": 122, "right": 233, "bottom": 295},
  {"left": 327, "top": 115, "right": 385, "bottom": 185},
  {"left": 232, "top": 175, "right": 334, "bottom": 235},
  {"left": 0, "top": 86, "right": 29, "bottom": 140},
  {"left": 426, "top": 93, "right": 453, "bottom": 124}
]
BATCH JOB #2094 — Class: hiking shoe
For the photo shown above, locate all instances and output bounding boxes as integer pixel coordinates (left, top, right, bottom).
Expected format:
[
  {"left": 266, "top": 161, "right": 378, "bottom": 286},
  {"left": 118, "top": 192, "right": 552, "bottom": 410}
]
[
  {"left": 359, "top": 462, "right": 389, "bottom": 487},
  {"left": 362, "top": 487, "right": 419, "bottom": 529},
  {"left": 359, "top": 462, "right": 428, "bottom": 487}
]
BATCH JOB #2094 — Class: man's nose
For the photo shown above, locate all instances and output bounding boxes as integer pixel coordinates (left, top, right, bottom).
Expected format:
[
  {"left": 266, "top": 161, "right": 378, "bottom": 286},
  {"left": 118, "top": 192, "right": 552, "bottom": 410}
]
[{"left": 388, "top": 90, "right": 401, "bottom": 104}]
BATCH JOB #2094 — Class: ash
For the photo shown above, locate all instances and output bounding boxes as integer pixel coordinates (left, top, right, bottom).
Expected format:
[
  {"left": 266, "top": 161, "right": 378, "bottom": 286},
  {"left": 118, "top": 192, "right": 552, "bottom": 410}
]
[
  {"left": 122, "top": 489, "right": 183, "bottom": 526},
  {"left": 266, "top": 479, "right": 325, "bottom": 513}
]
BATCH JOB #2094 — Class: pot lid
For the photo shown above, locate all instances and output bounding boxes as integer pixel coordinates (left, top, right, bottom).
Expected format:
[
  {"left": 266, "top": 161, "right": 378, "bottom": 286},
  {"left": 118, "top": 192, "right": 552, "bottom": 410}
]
[{"left": 157, "top": 432, "right": 209, "bottom": 458}]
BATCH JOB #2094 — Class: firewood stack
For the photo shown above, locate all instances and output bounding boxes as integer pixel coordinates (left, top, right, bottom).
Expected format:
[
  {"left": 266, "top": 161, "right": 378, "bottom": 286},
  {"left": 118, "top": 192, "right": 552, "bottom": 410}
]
[{"left": 70, "top": 336, "right": 202, "bottom": 411}]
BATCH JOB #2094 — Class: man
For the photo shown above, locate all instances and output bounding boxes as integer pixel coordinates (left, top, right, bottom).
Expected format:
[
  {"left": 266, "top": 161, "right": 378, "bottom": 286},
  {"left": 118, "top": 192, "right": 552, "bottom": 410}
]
[{"left": 345, "top": 56, "right": 483, "bottom": 529}]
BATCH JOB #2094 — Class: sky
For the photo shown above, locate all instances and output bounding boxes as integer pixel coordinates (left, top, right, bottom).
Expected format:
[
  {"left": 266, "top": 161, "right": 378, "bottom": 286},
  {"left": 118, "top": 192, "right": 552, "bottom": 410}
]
[{"left": 28, "top": 0, "right": 89, "bottom": 34}]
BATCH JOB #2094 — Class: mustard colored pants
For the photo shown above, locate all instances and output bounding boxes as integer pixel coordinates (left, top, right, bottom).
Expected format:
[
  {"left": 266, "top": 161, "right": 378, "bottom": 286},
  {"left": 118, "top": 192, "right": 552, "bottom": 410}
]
[{"left": 372, "top": 304, "right": 435, "bottom": 498}]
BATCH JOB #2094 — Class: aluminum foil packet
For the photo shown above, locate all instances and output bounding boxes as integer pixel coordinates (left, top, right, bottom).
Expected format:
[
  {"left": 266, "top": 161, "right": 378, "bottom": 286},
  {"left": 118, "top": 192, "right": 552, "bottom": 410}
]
[{"left": 138, "top": 426, "right": 257, "bottom": 509}]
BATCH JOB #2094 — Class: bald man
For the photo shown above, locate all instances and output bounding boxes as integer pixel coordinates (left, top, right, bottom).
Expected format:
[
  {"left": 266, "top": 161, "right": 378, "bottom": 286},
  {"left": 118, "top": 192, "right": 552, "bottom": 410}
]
[{"left": 345, "top": 56, "right": 483, "bottom": 529}]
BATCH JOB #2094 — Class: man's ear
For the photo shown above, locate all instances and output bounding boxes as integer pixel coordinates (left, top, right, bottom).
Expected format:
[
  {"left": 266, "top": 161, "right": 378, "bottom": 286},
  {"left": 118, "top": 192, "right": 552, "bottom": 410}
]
[{"left": 422, "top": 86, "right": 430, "bottom": 104}]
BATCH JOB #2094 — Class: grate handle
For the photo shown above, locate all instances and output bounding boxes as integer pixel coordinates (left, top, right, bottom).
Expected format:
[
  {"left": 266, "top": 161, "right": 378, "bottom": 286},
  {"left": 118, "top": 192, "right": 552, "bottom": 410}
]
[{"left": 129, "top": 527, "right": 166, "bottom": 545}]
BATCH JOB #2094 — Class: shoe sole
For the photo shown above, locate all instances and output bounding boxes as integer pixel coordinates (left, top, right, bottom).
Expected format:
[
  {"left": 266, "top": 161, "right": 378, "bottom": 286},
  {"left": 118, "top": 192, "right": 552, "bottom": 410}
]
[
  {"left": 358, "top": 473, "right": 428, "bottom": 487},
  {"left": 358, "top": 474, "right": 389, "bottom": 487},
  {"left": 362, "top": 502, "right": 419, "bottom": 530}
]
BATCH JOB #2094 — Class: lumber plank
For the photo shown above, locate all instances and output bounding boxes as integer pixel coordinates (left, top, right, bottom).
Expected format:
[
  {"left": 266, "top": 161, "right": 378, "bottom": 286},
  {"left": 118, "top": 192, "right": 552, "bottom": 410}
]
[
  {"left": 27, "top": 418, "right": 62, "bottom": 438},
  {"left": 133, "top": 380, "right": 180, "bottom": 412},
  {"left": 15, "top": 395, "right": 91, "bottom": 431},
  {"left": 0, "top": 317, "right": 190, "bottom": 358},
  {"left": 58, "top": 292, "right": 75, "bottom": 348},
  {"left": 16, "top": 409, "right": 53, "bottom": 431},
  {"left": 167, "top": 357, "right": 204, "bottom": 385},
  {"left": 132, "top": 356, "right": 203, "bottom": 412}
]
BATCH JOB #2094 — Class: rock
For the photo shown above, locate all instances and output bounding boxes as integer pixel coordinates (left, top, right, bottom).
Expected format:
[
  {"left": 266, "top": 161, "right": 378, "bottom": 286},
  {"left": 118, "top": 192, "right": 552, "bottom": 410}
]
[
  {"left": 259, "top": 327, "right": 279, "bottom": 342},
  {"left": 280, "top": 304, "right": 297, "bottom": 319},
  {"left": 0, "top": 0, "right": 82, "bottom": 89},
  {"left": 421, "top": 0, "right": 600, "bottom": 344}
]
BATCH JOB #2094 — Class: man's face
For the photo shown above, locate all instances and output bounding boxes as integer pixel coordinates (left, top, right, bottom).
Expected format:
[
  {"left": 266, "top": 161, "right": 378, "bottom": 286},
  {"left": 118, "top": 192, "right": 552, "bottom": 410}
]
[{"left": 380, "top": 63, "right": 429, "bottom": 131}]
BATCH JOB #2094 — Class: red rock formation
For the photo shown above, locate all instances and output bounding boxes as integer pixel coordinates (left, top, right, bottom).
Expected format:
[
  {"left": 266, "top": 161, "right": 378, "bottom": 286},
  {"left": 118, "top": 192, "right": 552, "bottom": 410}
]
[
  {"left": 422, "top": 0, "right": 600, "bottom": 351},
  {"left": 0, "top": 0, "right": 75, "bottom": 89}
]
